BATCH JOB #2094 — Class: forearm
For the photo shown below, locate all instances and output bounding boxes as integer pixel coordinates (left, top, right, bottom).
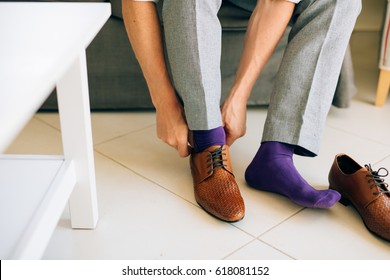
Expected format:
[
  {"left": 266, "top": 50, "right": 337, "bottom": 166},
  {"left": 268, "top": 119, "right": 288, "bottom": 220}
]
[
  {"left": 230, "top": 0, "right": 295, "bottom": 101},
  {"left": 122, "top": 0, "right": 177, "bottom": 108}
]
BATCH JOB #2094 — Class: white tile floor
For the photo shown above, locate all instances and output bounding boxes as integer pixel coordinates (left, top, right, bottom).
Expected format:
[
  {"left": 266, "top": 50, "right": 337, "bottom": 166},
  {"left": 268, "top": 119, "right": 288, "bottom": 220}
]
[{"left": 5, "top": 31, "right": 390, "bottom": 259}]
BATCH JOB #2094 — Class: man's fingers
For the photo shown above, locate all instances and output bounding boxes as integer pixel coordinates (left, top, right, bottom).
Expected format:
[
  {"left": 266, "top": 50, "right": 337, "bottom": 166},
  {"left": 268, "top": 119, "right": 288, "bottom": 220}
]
[
  {"left": 176, "top": 131, "right": 190, "bottom": 157},
  {"left": 226, "top": 134, "right": 235, "bottom": 147},
  {"left": 177, "top": 142, "right": 190, "bottom": 157}
]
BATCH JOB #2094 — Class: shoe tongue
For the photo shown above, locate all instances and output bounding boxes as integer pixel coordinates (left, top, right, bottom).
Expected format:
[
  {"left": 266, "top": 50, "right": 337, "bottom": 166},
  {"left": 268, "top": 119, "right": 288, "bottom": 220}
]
[{"left": 205, "top": 145, "right": 224, "bottom": 153}]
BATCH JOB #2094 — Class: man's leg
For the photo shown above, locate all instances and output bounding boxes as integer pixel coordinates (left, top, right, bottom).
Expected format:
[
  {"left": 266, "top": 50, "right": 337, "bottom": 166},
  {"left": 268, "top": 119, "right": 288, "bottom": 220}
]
[
  {"left": 163, "top": 0, "right": 222, "bottom": 132},
  {"left": 246, "top": 0, "right": 362, "bottom": 208},
  {"left": 162, "top": 0, "right": 245, "bottom": 222},
  {"left": 264, "top": 0, "right": 361, "bottom": 155}
]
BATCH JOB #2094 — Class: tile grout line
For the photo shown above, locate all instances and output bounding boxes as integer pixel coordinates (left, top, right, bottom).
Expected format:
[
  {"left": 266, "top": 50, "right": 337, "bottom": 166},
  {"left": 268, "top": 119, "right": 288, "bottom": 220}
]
[
  {"left": 255, "top": 239, "right": 297, "bottom": 260},
  {"left": 94, "top": 149, "right": 267, "bottom": 239},
  {"left": 35, "top": 113, "right": 157, "bottom": 147},
  {"left": 221, "top": 238, "right": 295, "bottom": 260},
  {"left": 34, "top": 114, "right": 267, "bottom": 239},
  {"left": 230, "top": 223, "right": 259, "bottom": 239},
  {"left": 326, "top": 123, "right": 390, "bottom": 149},
  {"left": 372, "top": 154, "right": 390, "bottom": 167},
  {"left": 34, "top": 115, "right": 61, "bottom": 132},
  {"left": 221, "top": 239, "right": 259, "bottom": 260},
  {"left": 93, "top": 123, "right": 156, "bottom": 147},
  {"left": 94, "top": 149, "right": 202, "bottom": 211},
  {"left": 256, "top": 208, "right": 306, "bottom": 239},
  {"left": 245, "top": 208, "right": 310, "bottom": 260}
]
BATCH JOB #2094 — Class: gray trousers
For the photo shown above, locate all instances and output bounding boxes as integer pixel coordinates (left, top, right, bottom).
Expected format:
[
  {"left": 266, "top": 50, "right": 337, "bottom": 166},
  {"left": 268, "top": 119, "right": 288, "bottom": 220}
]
[{"left": 162, "top": 0, "right": 362, "bottom": 156}]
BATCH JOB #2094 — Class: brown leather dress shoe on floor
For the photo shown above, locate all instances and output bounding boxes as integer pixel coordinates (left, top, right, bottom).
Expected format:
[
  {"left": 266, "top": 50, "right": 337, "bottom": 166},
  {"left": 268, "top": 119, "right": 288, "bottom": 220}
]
[
  {"left": 329, "top": 154, "right": 390, "bottom": 241},
  {"left": 190, "top": 145, "right": 245, "bottom": 222}
]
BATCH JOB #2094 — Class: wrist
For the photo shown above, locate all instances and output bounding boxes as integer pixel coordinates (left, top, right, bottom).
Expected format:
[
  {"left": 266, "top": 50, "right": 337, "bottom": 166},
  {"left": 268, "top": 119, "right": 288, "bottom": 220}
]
[
  {"left": 228, "top": 83, "right": 251, "bottom": 104},
  {"left": 152, "top": 89, "right": 181, "bottom": 111},
  {"left": 147, "top": 78, "right": 179, "bottom": 109}
]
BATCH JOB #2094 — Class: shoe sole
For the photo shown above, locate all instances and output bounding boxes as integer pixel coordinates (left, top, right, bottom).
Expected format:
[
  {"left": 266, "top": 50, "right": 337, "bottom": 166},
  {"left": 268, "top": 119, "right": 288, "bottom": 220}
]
[
  {"left": 195, "top": 200, "right": 245, "bottom": 223},
  {"left": 331, "top": 186, "right": 390, "bottom": 242}
]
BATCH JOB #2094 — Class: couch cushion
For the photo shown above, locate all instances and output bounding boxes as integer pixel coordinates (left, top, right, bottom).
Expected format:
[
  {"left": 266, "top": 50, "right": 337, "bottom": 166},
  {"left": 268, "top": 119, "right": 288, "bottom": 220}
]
[
  {"left": 109, "top": 0, "right": 122, "bottom": 19},
  {"left": 218, "top": 1, "right": 251, "bottom": 30}
]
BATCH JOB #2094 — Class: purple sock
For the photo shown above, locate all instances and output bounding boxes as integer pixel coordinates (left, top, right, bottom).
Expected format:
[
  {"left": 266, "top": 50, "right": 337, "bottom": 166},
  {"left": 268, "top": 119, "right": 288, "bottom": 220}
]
[
  {"left": 192, "top": 126, "right": 226, "bottom": 153},
  {"left": 245, "top": 141, "right": 340, "bottom": 208}
]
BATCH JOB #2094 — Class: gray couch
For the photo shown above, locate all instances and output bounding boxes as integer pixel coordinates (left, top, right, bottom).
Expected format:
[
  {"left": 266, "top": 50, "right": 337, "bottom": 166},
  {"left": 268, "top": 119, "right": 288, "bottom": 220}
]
[{"left": 8, "top": 0, "right": 357, "bottom": 110}]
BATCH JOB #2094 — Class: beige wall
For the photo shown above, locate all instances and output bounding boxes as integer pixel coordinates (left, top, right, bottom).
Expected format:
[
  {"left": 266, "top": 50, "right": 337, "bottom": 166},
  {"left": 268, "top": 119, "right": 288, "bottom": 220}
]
[{"left": 355, "top": 0, "right": 387, "bottom": 31}]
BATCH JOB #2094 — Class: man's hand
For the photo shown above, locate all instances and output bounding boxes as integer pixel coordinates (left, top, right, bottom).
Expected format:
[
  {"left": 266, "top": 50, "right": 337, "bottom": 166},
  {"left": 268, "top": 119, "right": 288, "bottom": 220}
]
[
  {"left": 221, "top": 95, "right": 247, "bottom": 146},
  {"left": 156, "top": 99, "right": 190, "bottom": 157},
  {"left": 123, "top": 1, "right": 190, "bottom": 157},
  {"left": 222, "top": 0, "right": 295, "bottom": 146}
]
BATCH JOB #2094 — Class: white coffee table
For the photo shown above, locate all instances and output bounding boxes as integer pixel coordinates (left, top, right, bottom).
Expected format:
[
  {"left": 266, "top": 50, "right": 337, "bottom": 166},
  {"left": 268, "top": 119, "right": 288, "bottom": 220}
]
[{"left": 0, "top": 2, "right": 110, "bottom": 259}]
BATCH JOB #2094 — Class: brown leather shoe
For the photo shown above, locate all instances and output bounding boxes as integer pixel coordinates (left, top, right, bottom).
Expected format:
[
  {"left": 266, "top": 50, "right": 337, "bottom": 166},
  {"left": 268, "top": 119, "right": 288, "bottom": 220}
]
[
  {"left": 190, "top": 145, "right": 245, "bottom": 222},
  {"left": 329, "top": 154, "right": 390, "bottom": 241}
]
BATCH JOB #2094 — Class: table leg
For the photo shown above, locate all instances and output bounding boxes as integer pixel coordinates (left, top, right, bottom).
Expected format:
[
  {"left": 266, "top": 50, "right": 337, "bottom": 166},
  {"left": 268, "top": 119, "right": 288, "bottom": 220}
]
[
  {"left": 376, "top": 69, "right": 390, "bottom": 106},
  {"left": 56, "top": 50, "right": 98, "bottom": 229}
]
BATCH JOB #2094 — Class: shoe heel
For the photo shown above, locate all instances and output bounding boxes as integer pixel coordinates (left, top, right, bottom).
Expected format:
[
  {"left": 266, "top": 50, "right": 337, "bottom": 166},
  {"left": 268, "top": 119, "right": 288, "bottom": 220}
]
[
  {"left": 329, "top": 184, "right": 350, "bottom": 206},
  {"left": 339, "top": 196, "right": 351, "bottom": 207}
]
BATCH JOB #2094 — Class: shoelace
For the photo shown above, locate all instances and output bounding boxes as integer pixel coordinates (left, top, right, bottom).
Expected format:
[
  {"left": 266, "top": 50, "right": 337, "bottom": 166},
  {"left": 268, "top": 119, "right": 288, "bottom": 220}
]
[
  {"left": 207, "top": 146, "right": 227, "bottom": 174},
  {"left": 365, "top": 164, "right": 390, "bottom": 195}
]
